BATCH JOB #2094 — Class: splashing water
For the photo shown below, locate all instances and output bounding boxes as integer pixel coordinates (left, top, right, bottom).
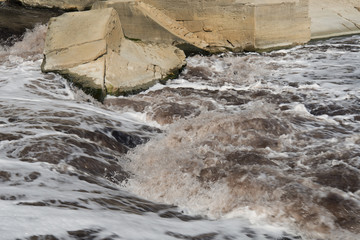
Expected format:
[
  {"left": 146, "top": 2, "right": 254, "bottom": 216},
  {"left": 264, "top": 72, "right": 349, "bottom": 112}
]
[{"left": 1, "top": 24, "right": 360, "bottom": 240}]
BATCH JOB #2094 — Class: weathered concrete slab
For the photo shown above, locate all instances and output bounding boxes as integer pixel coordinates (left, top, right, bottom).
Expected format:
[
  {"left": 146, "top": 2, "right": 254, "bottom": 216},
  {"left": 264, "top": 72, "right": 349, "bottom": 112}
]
[
  {"left": 43, "top": 40, "right": 107, "bottom": 70},
  {"left": 41, "top": 7, "right": 186, "bottom": 100},
  {"left": 310, "top": 0, "right": 360, "bottom": 39},
  {"left": 253, "top": 0, "right": 310, "bottom": 49},
  {"left": 43, "top": 8, "right": 123, "bottom": 55},
  {"left": 141, "top": 0, "right": 311, "bottom": 51},
  {"left": 105, "top": 40, "right": 185, "bottom": 94},
  {"left": 92, "top": 0, "right": 210, "bottom": 54}
]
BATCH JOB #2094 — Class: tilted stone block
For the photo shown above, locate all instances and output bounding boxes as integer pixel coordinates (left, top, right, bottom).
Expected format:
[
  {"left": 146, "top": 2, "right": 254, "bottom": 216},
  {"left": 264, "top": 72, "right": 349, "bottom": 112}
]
[{"left": 41, "top": 7, "right": 186, "bottom": 101}]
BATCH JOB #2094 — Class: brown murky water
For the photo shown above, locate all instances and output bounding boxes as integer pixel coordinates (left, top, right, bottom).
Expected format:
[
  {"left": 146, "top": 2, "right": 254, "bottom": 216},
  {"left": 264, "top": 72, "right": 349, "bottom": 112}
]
[{"left": 0, "top": 7, "right": 359, "bottom": 239}]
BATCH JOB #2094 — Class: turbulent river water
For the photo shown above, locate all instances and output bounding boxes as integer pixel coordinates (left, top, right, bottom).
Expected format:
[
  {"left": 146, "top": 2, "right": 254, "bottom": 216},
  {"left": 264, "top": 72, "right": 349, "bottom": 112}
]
[{"left": 0, "top": 22, "right": 360, "bottom": 240}]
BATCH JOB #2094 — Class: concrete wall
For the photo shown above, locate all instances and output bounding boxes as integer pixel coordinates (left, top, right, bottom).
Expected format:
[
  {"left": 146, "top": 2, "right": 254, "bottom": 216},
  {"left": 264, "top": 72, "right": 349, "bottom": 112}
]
[
  {"left": 309, "top": 0, "right": 360, "bottom": 39},
  {"left": 141, "top": 0, "right": 310, "bottom": 50},
  {"left": 254, "top": 0, "right": 311, "bottom": 49}
]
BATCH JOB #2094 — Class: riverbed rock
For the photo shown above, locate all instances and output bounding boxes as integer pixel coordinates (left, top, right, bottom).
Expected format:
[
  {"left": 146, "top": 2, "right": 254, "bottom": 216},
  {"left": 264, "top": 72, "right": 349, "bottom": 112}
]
[
  {"left": 14, "top": 0, "right": 97, "bottom": 10},
  {"left": 41, "top": 8, "right": 186, "bottom": 100},
  {"left": 309, "top": 0, "right": 360, "bottom": 39}
]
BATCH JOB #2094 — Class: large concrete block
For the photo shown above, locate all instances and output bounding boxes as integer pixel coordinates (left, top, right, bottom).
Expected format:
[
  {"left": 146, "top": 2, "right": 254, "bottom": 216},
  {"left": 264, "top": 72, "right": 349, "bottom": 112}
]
[
  {"left": 141, "top": 0, "right": 311, "bottom": 51},
  {"left": 309, "top": 0, "right": 360, "bottom": 39},
  {"left": 92, "top": 0, "right": 209, "bottom": 54},
  {"left": 253, "top": 0, "right": 311, "bottom": 49},
  {"left": 43, "top": 8, "right": 123, "bottom": 55},
  {"left": 42, "top": 7, "right": 186, "bottom": 100},
  {"left": 105, "top": 40, "right": 186, "bottom": 94}
]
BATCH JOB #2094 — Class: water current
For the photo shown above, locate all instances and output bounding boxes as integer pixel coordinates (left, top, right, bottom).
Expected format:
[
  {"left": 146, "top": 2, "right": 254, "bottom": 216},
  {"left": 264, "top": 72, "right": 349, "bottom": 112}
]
[{"left": 0, "top": 23, "right": 359, "bottom": 240}]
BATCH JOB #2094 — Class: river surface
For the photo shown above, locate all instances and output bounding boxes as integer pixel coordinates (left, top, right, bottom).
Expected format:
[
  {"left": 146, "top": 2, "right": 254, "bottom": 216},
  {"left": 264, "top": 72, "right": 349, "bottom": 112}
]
[{"left": 0, "top": 21, "right": 360, "bottom": 240}]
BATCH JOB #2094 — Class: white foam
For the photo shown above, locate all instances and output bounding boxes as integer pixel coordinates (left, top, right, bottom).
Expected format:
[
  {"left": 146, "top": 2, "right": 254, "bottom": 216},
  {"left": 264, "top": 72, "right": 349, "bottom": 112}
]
[
  {"left": 292, "top": 104, "right": 310, "bottom": 115},
  {"left": 1, "top": 30, "right": 360, "bottom": 240}
]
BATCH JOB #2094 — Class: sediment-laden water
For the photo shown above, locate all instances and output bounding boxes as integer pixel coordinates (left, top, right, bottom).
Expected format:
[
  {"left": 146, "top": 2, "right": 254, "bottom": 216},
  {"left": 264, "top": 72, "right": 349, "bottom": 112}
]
[{"left": 0, "top": 22, "right": 359, "bottom": 240}]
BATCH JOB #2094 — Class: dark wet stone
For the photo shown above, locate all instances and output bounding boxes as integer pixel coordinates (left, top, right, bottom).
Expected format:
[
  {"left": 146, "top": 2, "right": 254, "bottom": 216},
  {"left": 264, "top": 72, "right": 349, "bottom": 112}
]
[
  {"left": 18, "top": 201, "right": 48, "bottom": 207},
  {"left": 0, "top": 194, "right": 25, "bottom": 200},
  {"left": 0, "top": 195, "right": 16, "bottom": 200},
  {"left": 110, "top": 129, "right": 148, "bottom": 148},
  {"left": 25, "top": 235, "right": 59, "bottom": 240},
  {"left": 151, "top": 102, "right": 200, "bottom": 124},
  {"left": 68, "top": 156, "right": 129, "bottom": 184},
  {"left": 77, "top": 175, "right": 118, "bottom": 190},
  {"left": 243, "top": 133, "right": 280, "bottom": 149},
  {"left": 267, "top": 52, "right": 287, "bottom": 58},
  {"left": 24, "top": 171, "right": 41, "bottom": 182},
  {"left": 18, "top": 145, "right": 63, "bottom": 164},
  {"left": 56, "top": 200, "right": 89, "bottom": 210},
  {"left": 215, "top": 91, "right": 249, "bottom": 105},
  {"left": 250, "top": 90, "right": 270, "bottom": 98},
  {"left": 263, "top": 233, "right": 277, "bottom": 239},
  {"left": 8, "top": 133, "right": 130, "bottom": 187},
  {"left": 279, "top": 183, "right": 312, "bottom": 202},
  {"left": 226, "top": 152, "right": 277, "bottom": 166},
  {"left": 0, "top": 132, "right": 22, "bottom": 141},
  {"left": 104, "top": 98, "right": 150, "bottom": 112},
  {"left": 67, "top": 228, "right": 101, "bottom": 240},
  {"left": 104, "top": 167, "right": 129, "bottom": 184},
  {"left": 166, "top": 231, "right": 218, "bottom": 240},
  {"left": 91, "top": 197, "right": 143, "bottom": 212},
  {"left": 184, "top": 66, "right": 213, "bottom": 80},
  {"left": 306, "top": 103, "right": 359, "bottom": 116},
  {"left": 8, "top": 117, "right": 20, "bottom": 122},
  {"left": 0, "top": 2, "right": 63, "bottom": 44},
  {"left": 290, "top": 94, "right": 303, "bottom": 102},
  {"left": 318, "top": 193, "right": 360, "bottom": 233},
  {"left": 0, "top": 171, "right": 11, "bottom": 182},
  {"left": 240, "top": 118, "right": 290, "bottom": 136},
  {"left": 198, "top": 167, "right": 227, "bottom": 182},
  {"left": 313, "top": 165, "right": 360, "bottom": 192},
  {"left": 288, "top": 82, "right": 299, "bottom": 88},
  {"left": 241, "top": 228, "right": 256, "bottom": 238},
  {"left": 52, "top": 126, "right": 129, "bottom": 153},
  {"left": 18, "top": 199, "right": 89, "bottom": 210},
  {"left": 40, "top": 118, "right": 80, "bottom": 126},
  {"left": 139, "top": 125, "right": 162, "bottom": 134},
  {"left": 141, "top": 87, "right": 218, "bottom": 112},
  {"left": 49, "top": 111, "right": 77, "bottom": 118},
  {"left": 158, "top": 210, "right": 203, "bottom": 221},
  {"left": 90, "top": 194, "right": 175, "bottom": 216},
  {"left": 354, "top": 115, "right": 360, "bottom": 121}
]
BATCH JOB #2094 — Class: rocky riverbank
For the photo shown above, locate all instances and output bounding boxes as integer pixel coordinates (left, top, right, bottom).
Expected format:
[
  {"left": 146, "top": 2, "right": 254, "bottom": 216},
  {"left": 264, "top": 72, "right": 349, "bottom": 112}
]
[{"left": 2, "top": 0, "right": 360, "bottom": 100}]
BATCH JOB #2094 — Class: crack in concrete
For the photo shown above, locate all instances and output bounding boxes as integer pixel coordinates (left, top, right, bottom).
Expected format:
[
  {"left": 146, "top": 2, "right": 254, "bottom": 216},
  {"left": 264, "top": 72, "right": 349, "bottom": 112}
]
[
  {"left": 341, "top": 23, "right": 353, "bottom": 31},
  {"left": 337, "top": 13, "right": 360, "bottom": 30},
  {"left": 226, "top": 39, "right": 235, "bottom": 48},
  {"left": 45, "top": 39, "right": 105, "bottom": 55}
]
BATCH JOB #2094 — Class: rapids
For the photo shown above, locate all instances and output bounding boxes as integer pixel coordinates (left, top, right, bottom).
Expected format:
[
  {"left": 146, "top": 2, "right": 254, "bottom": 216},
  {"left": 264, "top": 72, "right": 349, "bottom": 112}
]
[{"left": 0, "top": 22, "right": 359, "bottom": 239}]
